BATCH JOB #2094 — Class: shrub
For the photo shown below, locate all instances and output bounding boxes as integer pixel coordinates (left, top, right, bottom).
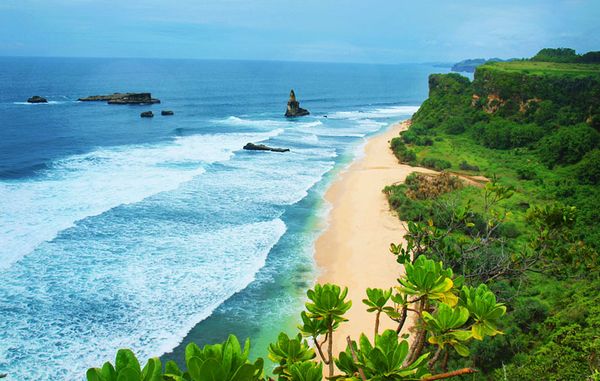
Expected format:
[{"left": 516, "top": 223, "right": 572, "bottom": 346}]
[
  {"left": 390, "top": 137, "right": 417, "bottom": 163},
  {"left": 516, "top": 167, "right": 537, "bottom": 180},
  {"left": 472, "top": 119, "right": 544, "bottom": 149},
  {"left": 401, "top": 130, "right": 433, "bottom": 146},
  {"left": 538, "top": 124, "right": 600, "bottom": 167},
  {"left": 498, "top": 222, "right": 521, "bottom": 238},
  {"left": 405, "top": 172, "right": 462, "bottom": 200},
  {"left": 459, "top": 161, "right": 480, "bottom": 172},
  {"left": 444, "top": 116, "right": 466, "bottom": 134},
  {"left": 421, "top": 157, "right": 452, "bottom": 171},
  {"left": 533, "top": 100, "right": 558, "bottom": 128},
  {"left": 576, "top": 149, "right": 600, "bottom": 185}
]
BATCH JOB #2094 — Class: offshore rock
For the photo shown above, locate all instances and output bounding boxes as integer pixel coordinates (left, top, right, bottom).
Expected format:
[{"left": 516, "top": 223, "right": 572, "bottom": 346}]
[
  {"left": 140, "top": 111, "right": 154, "bottom": 118},
  {"left": 161, "top": 110, "right": 174, "bottom": 116},
  {"left": 79, "top": 93, "right": 160, "bottom": 105},
  {"left": 27, "top": 95, "right": 48, "bottom": 103},
  {"left": 243, "top": 143, "right": 290, "bottom": 152},
  {"left": 284, "top": 89, "right": 309, "bottom": 117}
]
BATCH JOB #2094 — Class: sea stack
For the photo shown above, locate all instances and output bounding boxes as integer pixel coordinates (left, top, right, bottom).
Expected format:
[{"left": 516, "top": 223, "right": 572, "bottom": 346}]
[
  {"left": 27, "top": 96, "right": 48, "bottom": 103},
  {"left": 284, "top": 89, "right": 309, "bottom": 117}
]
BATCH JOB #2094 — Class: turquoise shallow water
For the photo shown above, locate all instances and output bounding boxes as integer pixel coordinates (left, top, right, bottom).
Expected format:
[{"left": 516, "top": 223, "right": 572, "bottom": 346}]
[{"left": 0, "top": 57, "right": 447, "bottom": 380}]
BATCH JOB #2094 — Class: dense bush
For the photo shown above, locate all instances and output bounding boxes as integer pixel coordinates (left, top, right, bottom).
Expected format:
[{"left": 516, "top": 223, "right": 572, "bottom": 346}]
[
  {"left": 400, "top": 130, "right": 433, "bottom": 146},
  {"left": 459, "top": 161, "right": 480, "bottom": 172},
  {"left": 390, "top": 137, "right": 417, "bottom": 163},
  {"left": 420, "top": 157, "right": 451, "bottom": 171},
  {"left": 516, "top": 167, "right": 537, "bottom": 180},
  {"left": 498, "top": 284, "right": 600, "bottom": 380},
  {"left": 576, "top": 149, "right": 600, "bottom": 184},
  {"left": 472, "top": 119, "right": 544, "bottom": 149},
  {"left": 537, "top": 124, "right": 600, "bottom": 167},
  {"left": 531, "top": 48, "right": 578, "bottom": 63}
]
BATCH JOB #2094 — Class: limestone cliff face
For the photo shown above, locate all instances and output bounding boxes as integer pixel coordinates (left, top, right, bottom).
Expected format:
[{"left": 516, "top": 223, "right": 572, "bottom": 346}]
[
  {"left": 472, "top": 66, "right": 600, "bottom": 119},
  {"left": 285, "top": 89, "right": 310, "bottom": 117}
]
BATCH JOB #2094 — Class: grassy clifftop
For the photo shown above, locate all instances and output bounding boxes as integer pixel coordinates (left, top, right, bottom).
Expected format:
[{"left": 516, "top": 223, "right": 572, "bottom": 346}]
[{"left": 480, "top": 60, "right": 600, "bottom": 77}]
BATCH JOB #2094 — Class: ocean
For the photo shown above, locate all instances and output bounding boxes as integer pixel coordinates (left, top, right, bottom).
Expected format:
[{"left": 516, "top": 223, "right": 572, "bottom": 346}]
[{"left": 0, "top": 57, "right": 446, "bottom": 380}]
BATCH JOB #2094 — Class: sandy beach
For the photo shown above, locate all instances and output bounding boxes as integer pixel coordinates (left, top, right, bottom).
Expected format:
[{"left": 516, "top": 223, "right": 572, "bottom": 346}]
[{"left": 314, "top": 120, "right": 436, "bottom": 354}]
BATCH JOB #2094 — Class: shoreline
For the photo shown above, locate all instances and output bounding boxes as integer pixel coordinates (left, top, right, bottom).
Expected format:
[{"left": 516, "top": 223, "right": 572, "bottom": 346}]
[{"left": 314, "top": 119, "right": 434, "bottom": 354}]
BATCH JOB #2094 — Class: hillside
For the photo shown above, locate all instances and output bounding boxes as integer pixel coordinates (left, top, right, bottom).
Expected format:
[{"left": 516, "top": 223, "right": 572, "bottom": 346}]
[{"left": 386, "top": 49, "right": 600, "bottom": 379}]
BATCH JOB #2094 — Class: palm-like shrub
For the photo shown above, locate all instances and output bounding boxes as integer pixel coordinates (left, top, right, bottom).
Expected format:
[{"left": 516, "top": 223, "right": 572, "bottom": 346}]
[
  {"left": 86, "top": 349, "right": 162, "bottom": 381},
  {"left": 423, "top": 303, "right": 471, "bottom": 357},
  {"left": 301, "top": 284, "right": 352, "bottom": 378},
  {"left": 268, "top": 333, "right": 315, "bottom": 380},
  {"left": 460, "top": 285, "right": 506, "bottom": 340},
  {"left": 163, "top": 335, "right": 264, "bottom": 381},
  {"left": 336, "top": 330, "right": 430, "bottom": 380},
  {"left": 398, "top": 255, "right": 460, "bottom": 307},
  {"left": 288, "top": 361, "right": 323, "bottom": 381},
  {"left": 362, "top": 288, "right": 393, "bottom": 339}
]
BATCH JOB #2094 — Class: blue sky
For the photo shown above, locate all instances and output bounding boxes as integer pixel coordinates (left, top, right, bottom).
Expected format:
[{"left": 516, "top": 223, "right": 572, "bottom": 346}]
[{"left": 0, "top": 0, "right": 599, "bottom": 63}]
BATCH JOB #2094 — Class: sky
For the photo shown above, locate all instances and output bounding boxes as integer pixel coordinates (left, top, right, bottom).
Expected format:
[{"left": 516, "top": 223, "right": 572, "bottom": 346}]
[{"left": 0, "top": 0, "right": 599, "bottom": 64}]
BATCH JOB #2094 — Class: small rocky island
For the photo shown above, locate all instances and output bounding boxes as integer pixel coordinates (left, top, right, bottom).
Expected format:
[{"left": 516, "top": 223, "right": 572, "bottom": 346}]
[
  {"left": 284, "top": 89, "right": 309, "bottom": 117},
  {"left": 79, "top": 93, "right": 160, "bottom": 105},
  {"left": 243, "top": 143, "right": 290, "bottom": 152},
  {"left": 27, "top": 96, "right": 48, "bottom": 103}
]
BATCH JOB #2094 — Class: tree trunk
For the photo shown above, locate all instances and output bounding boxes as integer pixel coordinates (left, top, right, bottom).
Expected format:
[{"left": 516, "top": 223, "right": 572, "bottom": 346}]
[
  {"left": 428, "top": 347, "right": 443, "bottom": 370},
  {"left": 327, "top": 324, "right": 334, "bottom": 378},
  {"left": 374, "top": 310, "right": 381, "bottom": 340},
  {"left": 396, "top": 305, "right": 408, "bottom": 334},
  {"left": 405, "top": 298, "right": 427, "bottom": 365}
]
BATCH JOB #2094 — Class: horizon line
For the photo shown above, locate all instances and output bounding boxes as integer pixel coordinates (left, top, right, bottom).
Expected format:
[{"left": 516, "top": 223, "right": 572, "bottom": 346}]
[{"left": 0, "top": 54, "right": 456, "bottom": 67}]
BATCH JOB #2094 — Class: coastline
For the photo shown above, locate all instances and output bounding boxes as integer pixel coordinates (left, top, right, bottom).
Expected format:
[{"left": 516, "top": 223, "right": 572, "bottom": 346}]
[{"left": 314, "top": 119, "right": 435, "bottom": 354}]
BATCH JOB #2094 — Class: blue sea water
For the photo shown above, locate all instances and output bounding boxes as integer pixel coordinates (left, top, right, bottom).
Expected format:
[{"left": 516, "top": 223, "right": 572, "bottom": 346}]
[{"left": 0, "top": 57, "right": 446, "bottom": 380}]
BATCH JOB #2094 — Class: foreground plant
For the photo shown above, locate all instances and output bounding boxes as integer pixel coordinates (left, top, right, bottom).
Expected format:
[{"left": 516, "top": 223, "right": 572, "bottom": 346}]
[{"left": 299, "top": 283, "right": 352, "bottom": 378}]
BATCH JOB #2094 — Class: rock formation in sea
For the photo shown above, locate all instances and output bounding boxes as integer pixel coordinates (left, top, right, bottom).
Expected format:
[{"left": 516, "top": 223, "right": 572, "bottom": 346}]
[
  {"left": 79, "top": 93, "right": 160, "bottom": 105},
  {"left": 27, "top": 96, "right": 48, "bottom": 103},
  {"left": 284, "top": 89, "right": 309, "bottom": 117},
  {"left": 140, "top": 111, "right": 154, "bottom": 118},
  {"left": 243, "top": 143, "right": 290, "bottom": 152},
  {"left": 161, "top": 110, "right": 174, "bottom": 116}
]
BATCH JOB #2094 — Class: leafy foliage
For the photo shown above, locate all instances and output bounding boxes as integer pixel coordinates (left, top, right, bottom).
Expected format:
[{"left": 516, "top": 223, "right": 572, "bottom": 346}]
[
  {"left": 336, "top": 330, "right": 430, "bottom": 381},
  {"left": 268, "top": 333, "right": 315, "bottom": 381},
  {"left": 537, "top": 124, "right": 599, "bottom": 167}
]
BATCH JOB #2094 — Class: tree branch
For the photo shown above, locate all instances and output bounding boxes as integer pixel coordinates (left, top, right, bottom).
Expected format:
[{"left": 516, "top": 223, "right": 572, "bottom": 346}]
[
  {"left": 346, "top": 336, "right": 367, "bottom": 381},
  {"left": 422, "top": 368, "right": 478, "bottom": 380}
]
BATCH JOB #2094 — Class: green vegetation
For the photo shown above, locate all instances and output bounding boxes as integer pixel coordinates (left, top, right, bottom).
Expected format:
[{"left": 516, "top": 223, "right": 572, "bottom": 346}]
[
  {"left": 532, "top": 47, "right": 600, "bottom": 64},
  {"left": 384, "top": 48, "right": 600, "bottom": 380}
]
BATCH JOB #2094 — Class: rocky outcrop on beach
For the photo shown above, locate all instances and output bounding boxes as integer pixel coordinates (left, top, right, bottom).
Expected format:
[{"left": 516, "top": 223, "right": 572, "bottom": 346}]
[
  {"left": 243, "top": 143, "right": 290, "bottom": 152},
  {"left": 140, "top": 111, "right": 154, "bottom": 118},
  {"left": 285, "top": 89, "right": 309, "bottom": 117},
  {"left": 27, "top": 96, "right": 48, "bottom": 103},
  {"left": 161, "top": 110, "right": 174, "bottom": 116},
  {"left": 79, "top": 93, "right": 160, "bottom": 104}
]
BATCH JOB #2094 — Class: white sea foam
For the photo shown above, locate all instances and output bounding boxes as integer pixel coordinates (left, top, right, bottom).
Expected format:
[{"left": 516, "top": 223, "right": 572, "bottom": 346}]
[
  {"left": 216, "top": 116, "right": 323, "bottom": 129},
  {"left": 12, "top": 100, "right": 74, "bottom": 105},
  {"left": 0, "top": 218, "right": 286, "bottom": 381},
  {"left": 328, "top": 105, "right": 420, "bottom": 120},
  {"left": 0, "top": 129, "right": 283, "bottom": 269}
]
